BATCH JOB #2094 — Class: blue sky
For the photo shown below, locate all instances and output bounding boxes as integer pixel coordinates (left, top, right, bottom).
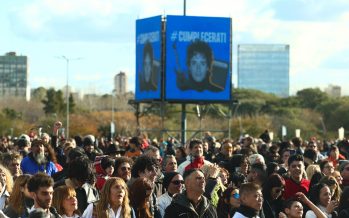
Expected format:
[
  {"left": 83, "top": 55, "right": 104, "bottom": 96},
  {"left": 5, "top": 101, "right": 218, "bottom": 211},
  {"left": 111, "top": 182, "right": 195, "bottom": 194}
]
[{"left": 3, "top": 0, "right": 349, "bottom": 95}]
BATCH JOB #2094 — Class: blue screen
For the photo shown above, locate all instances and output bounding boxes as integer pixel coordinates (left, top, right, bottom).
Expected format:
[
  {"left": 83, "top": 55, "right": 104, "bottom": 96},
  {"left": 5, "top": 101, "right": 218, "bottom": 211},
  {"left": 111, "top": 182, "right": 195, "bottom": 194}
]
[
  {"left": 165, "top": 15, "right": 232, "bottom": 101},
  {"left": 135, "top": 16, "right": 162, "bottom": 101}
]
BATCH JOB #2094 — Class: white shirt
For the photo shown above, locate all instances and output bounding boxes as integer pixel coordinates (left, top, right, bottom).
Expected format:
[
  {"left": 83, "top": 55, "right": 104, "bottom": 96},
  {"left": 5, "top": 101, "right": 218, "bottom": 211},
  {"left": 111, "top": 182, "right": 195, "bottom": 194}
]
[
  {"left": 82, "top": 203, "right": 122, "bottom": 218},
  {"left": 232, "top": 211, "right": 260, "bottom": 218},
  {"left": 157, "top": 192, "right": 172, "bottom": 217},
  {"left": 305, "top": 205, "right": 332, "bottom": 218},
  {"left": 62, "top": 215, "right": 80, "bottom": 218}
]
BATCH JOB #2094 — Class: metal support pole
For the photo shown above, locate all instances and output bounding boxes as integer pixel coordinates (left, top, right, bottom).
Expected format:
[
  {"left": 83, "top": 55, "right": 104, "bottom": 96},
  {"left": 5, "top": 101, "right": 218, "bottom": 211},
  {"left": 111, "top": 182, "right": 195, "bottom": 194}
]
[
  {"left": 183, "top": 0, "right": 186, "bottom": 16},
  {"left": 181, "top": 103, "right": 187, "bottom": 145}
]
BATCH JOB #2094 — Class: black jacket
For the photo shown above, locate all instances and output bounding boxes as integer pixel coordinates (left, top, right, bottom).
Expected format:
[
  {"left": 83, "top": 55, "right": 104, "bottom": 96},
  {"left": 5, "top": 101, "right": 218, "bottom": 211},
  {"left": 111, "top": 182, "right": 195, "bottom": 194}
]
[{"left": 164, "top": 192, "right": 217, "bottom": 218}]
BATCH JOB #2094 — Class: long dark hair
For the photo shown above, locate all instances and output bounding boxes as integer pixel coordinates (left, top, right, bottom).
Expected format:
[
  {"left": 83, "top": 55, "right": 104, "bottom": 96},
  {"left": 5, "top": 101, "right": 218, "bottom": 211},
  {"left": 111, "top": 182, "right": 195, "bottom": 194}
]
[
  {"left": 308, "top": 183, "right": 329, "bottom": 206},
  {"left": 338, "top": 187, "right": 349, "bottom": 212},
  {"left": 262, "top": 173, "right": 285, "bottom": 201},
  {"left": 130, "top": 178, "right": 152, "bottom": 218}
]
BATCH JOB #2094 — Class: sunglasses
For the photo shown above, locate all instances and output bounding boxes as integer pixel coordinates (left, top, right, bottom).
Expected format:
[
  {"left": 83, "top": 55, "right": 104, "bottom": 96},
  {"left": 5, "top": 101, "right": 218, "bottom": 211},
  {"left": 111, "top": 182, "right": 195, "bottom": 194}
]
[
  {"left": 231, "top": 193, "right": 239, "bottom": 199},
  {"left": 171, "top": 180, "right": 184, "bottom": 185},
  {"left": 120, "top": 167, "right": 131, "bottom": 171}
]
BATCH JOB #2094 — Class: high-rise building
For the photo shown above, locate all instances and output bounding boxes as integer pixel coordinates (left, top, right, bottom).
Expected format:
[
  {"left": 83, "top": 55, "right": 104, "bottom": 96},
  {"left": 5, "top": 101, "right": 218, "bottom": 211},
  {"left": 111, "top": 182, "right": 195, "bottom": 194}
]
[
  {"left": 114, "top": 71, "right": 127, "bottom": 95},
  {"left": 238, "top": 44, "right": 290, "bottom": 97},
  {"left": 325, "top": 84, "right": 341, "bottom": 98},
  {"left": 0, "top": 52, "right": 29, "bottom": 100}
]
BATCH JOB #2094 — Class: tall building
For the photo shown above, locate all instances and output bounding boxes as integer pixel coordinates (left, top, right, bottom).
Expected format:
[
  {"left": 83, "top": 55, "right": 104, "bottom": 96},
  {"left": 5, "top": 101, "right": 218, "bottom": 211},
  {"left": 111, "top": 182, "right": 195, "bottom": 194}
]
[
  {"left": 0, "top": 52, "right": 29, "bottom": 100},
  {"left": 238, "top": 44, "right": 290, "bottom": 97},
  {"left": 325, "top": 84, "right": 341, "bottom": 98},
  {"left": 114, "top": 71, "right": 127, "bottom": 95}
]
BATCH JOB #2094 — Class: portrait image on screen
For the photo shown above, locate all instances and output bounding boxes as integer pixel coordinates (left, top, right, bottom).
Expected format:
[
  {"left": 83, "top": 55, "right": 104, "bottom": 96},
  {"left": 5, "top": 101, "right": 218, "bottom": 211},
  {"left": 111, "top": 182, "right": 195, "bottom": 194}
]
[
  {"left": 165, "top": 15, "right": 232, "bottom": 102},
  {"left": 176, "top": 40, "right": 225, "bottom": 92},
  {"left": 135, "top": 15, "right": 162, "bottom": 101},
  {"left": 140, "top": 41, "right": 159, "bottom": 91}
]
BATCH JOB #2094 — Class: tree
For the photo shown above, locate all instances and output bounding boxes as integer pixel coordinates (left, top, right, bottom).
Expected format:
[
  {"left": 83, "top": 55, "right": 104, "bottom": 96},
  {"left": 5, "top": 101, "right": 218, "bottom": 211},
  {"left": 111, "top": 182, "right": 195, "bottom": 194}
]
[
  {"left": 69, "top": 93, "right": 76, "bottom": 113},
  {"left": 32, "top": 87, "right": 47, "bottom": 101},
  {"left": 42, "top": 88, "right": 66, "bottom": 115},
  {"left": 296, "top": 88, "right": 329, "bottom": 109}
]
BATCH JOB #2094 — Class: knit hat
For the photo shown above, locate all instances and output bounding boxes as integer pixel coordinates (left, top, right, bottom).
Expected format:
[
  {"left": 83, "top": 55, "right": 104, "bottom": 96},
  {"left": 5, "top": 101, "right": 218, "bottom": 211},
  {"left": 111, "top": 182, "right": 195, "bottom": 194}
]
[{"left": 163, "top": 172, "right": 180, "bottom": 190}]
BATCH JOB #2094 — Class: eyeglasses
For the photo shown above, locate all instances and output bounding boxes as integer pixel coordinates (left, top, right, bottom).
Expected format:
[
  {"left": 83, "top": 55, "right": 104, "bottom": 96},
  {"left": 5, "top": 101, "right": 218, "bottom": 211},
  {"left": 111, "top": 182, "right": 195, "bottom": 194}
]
[
  {"left": 231, "top": 193, "right": 239, "bottom": 199},
  {"left": 171, "top": 180, "right": 184, "bottom": 185}
]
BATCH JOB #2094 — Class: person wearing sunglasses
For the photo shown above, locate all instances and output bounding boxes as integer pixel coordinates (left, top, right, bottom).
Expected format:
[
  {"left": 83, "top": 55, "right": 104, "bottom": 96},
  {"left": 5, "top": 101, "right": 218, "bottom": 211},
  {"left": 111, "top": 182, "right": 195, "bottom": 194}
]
[
  {"left": 157, "top": 172, "right": 183, "bottom": 217},
  {"left": 262, "top": 173, "right": 285, "bottom": 218},
  {"left": 217, "top": 187, "right": 240, "bottom": 218}
]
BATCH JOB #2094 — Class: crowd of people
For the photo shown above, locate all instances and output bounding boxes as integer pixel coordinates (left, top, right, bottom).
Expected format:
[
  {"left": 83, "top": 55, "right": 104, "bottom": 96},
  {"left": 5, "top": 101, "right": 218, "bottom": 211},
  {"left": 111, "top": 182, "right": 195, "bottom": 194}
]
[{"left": 0, "top": 123, "right": 349, "bottom": 218}]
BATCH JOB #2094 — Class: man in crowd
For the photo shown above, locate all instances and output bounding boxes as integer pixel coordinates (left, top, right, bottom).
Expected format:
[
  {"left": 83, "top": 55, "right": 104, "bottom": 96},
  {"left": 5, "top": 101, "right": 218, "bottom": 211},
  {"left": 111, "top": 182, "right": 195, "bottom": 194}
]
[
  {"left": 164, "top": 169, "right": 217, "bottom": 218},
  {"left": 339, "top": 161, "right": 349, "bottom": 187},
  {"left": 21, "top": 139, "right": 57, "bottom": 176},
  {"left": 157, "top": 172, "right": 184, "bottom": 217},
  {"left": 27, "top": 173, "right": 61, "bottom": 217},
  {"left": 247, "top": 163, "right": 267, "bottom": 187},
  {"left": 177, "top": 139, "right": 212, "bottom": 175},
  {"left": 113, "top": 156, "right": 133, "bottom": 182},
  {"left": 232, "top": 182, "right": 264, "bottom": 218},
  {"left": 283, "top": 154, "right": 310, "bottom": 199},
  {"left": 214, "top": 139, "right": 234, "bottom": 166},
  {"left": 319, "top": 160, "right": 335, "bottom": 176}
]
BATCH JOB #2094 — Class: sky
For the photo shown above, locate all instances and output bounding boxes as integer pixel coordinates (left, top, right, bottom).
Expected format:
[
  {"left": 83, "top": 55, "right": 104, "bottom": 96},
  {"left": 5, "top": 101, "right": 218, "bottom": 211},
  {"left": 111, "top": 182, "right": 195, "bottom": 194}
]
[{"left": 3, "top": 0, "right": 349, "bottom": 95}]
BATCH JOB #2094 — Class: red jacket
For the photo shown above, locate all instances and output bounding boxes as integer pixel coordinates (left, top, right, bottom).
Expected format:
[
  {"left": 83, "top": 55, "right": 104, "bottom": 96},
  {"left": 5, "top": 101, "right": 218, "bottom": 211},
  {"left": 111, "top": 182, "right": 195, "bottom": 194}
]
[{"left": 283, "top": 178, "right": 310, "bottom": 200}]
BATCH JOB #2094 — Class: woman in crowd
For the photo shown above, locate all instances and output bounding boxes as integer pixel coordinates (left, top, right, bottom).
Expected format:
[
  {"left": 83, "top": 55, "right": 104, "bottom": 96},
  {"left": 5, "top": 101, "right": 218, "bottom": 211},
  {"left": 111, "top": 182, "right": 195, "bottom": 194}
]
[
  {"left": 280, "top": 192, "right": 327, "bottom": 218},
  {"left": 217, "top": 187, "right": 240, "bottom": 218},
  {"left": 0, "top": 164, "right": 13, "bottom": 210},
  {"left": 337, "top": 187, "right": 349, "bottom": 218},
  {"left": 319, "top": 176, "right": 341, "bottom": 202},
  {"left": 175, "top": 147, "right": 186, "bottom": 165},
  {"left": 53, "top": 185, "right": 80, "bottom": 218},
  {"left": 4, "top": 174, "right": 32, "bottom": 217},
  {"left": 262, "top": 173, "right": 285, "bottom": 218},
  {"left": 82, "top": 177, "right": 134, "bottom": 218},
  {"left": 306, "top": 183, "right": 338, "bottom": 218},
  {"left": 306, "top": 164, "right": 321, "bottom": 181},
  {"left": 129, "top": 177, "right": 153, "bottom": 218}
]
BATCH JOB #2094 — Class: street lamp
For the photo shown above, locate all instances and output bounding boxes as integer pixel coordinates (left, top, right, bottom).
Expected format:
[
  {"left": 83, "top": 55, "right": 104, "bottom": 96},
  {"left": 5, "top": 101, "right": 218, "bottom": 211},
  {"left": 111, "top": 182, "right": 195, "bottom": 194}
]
[{"left": 57, "top": 56, "right": 82, "bottom": 139}]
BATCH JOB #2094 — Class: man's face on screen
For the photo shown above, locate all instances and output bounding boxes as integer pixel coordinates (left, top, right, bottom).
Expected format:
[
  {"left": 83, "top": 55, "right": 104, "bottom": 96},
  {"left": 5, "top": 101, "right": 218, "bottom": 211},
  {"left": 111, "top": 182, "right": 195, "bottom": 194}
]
[{"left": 189, "top": 53, "right": 208, "bottom": 83}]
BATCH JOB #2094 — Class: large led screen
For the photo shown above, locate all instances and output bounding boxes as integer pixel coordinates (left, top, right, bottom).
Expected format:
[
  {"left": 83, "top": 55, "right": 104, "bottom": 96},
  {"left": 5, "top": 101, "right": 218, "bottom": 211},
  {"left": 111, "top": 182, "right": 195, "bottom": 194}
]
[
  {"left": 165, "top": 15, "right": 232, "bottom": 101},
  {"left": 135, "top": 16, "right": 162, "bottom": 101}
]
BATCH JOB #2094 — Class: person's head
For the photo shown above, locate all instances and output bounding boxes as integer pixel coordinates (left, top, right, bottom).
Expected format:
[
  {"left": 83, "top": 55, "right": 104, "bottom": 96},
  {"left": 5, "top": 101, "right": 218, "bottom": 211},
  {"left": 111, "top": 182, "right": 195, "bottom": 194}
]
[
  {"left": 130, "top": 177, "right": 152, "bottom": 217},
  {"left": 329, "top": 145, "right": 340, "bottom": 160},
  {"left": 319, "top": 175, "right": 341, "bottom": 201},
  {"left": 0, "top": 164, "right": 13, "bottom": 194},
  {"left": 338, "top": 187, "right": 349, "bottom": 212},
  {"left": 41, "top": 133, "right": 50, "bottom": 144},
  {"left": 281, "top": 149, "right": 291, "bottom": 165},
  {"left": 144, "top": 146, "right": 161, "bottom": 164},
  {"left": 101, "top": 156, "right": 115, "bottom": 176},
  {"left": 307, "top": 141, "right": 318, "bottom": 152},
  {"left": 143, "top": 42, "right": 153, "bottom": 83},
  {"left": 303, "top": 149, "right": 318, "bottom": 165},
  {"left": 0, "top": 152, "right": 22, "bottom": 178},
  {"left": 29, "top": 208, "right": 50, "bottom": 218},
  {"left": 27, "top": 173, "right": 54, "bottom": 209},
  {"left": 308, "top": 183, "right": 331, "bottom": 207},
  {"left": 131, "top": 155, "right": 158, "bottom": 183},
  {"left": 218, "top": 167, "right": 230, "bottom": 186},
  {"left": 262, "top": 173, "right": 285, "bottom": 201},
  {"left": 339, "top": 161, "right": 349, "bottom": 180},
  {"left": 221, "top": 140, "right": 234, "bottom": 158},
  {"left": 183, "top": 169, "right": 205, "bottom": 195},
  {"left": 83, "top": 136, "right": 95, "bottom": 153},
  {"left": 175, "top": 147, "right": 186, "bottom": 160},
  {"left": 162, "top": 155, "right": 177, "bottom": 173},
  {"left": 283, "top": 200, "right": 303, "bottom": 218},
  {"left": 67, "top": 156, "right": 94, "bottom": 185},
  {"left": 239, "top": 182, "right": 263, "bottom": 211},
  {"left": 306, "top": 164, "right": 321, "bottom": 181},
  {"left": 222, "top": 187, "right": 240, "bottom": 208},
  {"left": 248, "top": 154, "right": 265, "bottom": 165},
  {"left": 247, "top": 163, "right": 267, "bottom": 185},
  {"left": 114, "top": 157, "right": 133, "bottom": 182},
  {"left": 97, "top": 177, "right": 131, "bottom": 218},
  {"left": 52, "top": 186, "right": 79, "bottom": 216},
  {"left": 31, "top": 139, "right": 46, "bottom": 164},
  {"left": 332, "top": 170, "right": 343, "bottom": 185},
  {"left": 320, "top": 160, "right": 334, "bottom": 176},
  {"left": 129, "top": 136, "right": 141, "bottom": 150},
  {"left": 188, "top": 139, "right": 203, "bottom": 158},
  {"left": 229, "top": 154, "right": 249, "bottom": 175},
  {"left": 8, "top": 174, "right": 32, "bottom": 215},
  {"left": 287, "top": 155, "right": 305, "bottom": 181},
  {"left": 163, "top": 172, "right": 183, "bottom": 195},
  {"left": 186, "top": 40, "right": 213, "bottom": 83}
]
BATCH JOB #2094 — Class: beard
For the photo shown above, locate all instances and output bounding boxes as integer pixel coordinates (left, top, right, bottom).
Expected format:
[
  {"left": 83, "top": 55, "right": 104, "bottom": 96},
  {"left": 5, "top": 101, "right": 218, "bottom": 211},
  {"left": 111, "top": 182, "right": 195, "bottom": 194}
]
[{"left": 33, "top": 152, "right": 47, "bottom": 165}]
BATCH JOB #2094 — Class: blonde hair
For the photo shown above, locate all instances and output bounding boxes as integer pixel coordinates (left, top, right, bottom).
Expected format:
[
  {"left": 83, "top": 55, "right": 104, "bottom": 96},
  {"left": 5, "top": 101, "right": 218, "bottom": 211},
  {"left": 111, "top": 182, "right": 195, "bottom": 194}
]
[
  {"left": 0, "top": 164, "right": 13, "bottom": 194},
  {"left": 96, "top": 177, "right": 131, "bottom": 218},
  {"left": 8, "top": 174, "right": 31, "bottom": 215},
  {"left": 200, "top": 164, "right": 220, "bottom": 180},
  {"left": 52, "top": 185, "right": 80, "bottom": 216},
  {"left": 319, "top": 175, "right": 341, "bottom": 202},
  {"left": 306, "top": 164, "right": 321, "bottom": 181}
]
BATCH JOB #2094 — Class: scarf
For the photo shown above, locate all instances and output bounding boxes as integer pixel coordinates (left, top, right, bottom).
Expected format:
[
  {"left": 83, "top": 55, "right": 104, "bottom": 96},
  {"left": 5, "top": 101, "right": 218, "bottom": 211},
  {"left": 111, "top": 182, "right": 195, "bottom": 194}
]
[
  {"left": 185, "top": 156, "right": 205, "bottom": 171},
  {"left": 235, "top": 204, "right": 259, "bottom": 218}
]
